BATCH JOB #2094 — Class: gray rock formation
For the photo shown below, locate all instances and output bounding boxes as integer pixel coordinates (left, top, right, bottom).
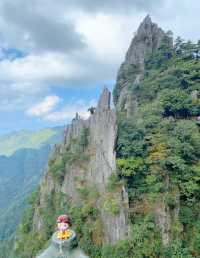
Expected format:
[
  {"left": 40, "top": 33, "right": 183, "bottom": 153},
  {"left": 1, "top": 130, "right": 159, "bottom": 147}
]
[
  {"left": 113, "top": 16, "right": 176, "bottom": 247},
  {"left": 33, "top": 87, "right": 129, "bottom": 247},
  {"left": 61, "top": 88, "right": 129, "bottom": 244},
  {"left": 155, "top": 199, "right": 171, "bottom": 246},
  {"left": 114, "top": 15, "right": 173, "bottom": 115},
  {"left": 88, "top": 88, "right": 129, "bottom": 243},
  {"left": 32, "top": 16, "right": 174, "bottom": 253}
]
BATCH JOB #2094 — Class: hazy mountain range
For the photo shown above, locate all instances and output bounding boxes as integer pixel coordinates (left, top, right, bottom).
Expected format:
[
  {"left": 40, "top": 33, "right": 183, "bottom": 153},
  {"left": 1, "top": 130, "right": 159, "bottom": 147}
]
[{"left": 0, "top": 127, "right": 64, "bottom": 244}]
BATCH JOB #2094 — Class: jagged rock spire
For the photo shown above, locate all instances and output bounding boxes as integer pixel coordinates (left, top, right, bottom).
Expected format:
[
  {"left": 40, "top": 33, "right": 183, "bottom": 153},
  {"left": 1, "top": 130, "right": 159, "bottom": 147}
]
[
  {"left": 114, "top": 16, "right": 173, "bottom": 111},
  {"left": 98, "top": 87, "right": 111, "bottom": 110},
  {"left": 125, "top": 15, "right": 172, "bottom": 66},
  {"left": 142, "top": 14, "right": 152, "bottom": 24}
]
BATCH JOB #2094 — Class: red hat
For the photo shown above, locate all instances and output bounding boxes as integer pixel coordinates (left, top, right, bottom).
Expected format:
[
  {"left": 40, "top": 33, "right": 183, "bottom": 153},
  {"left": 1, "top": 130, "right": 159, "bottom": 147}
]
[{"left": 57, "top": 215, "right": 71, "bottom": 225}]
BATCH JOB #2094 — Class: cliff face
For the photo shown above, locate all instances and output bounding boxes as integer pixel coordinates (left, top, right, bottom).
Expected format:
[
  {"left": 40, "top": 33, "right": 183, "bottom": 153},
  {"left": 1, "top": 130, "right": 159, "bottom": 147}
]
[
  {"left": 33, "top": 88, "right": 129, "bottom": 246},
  {"left": 18, "top": 17, "right": 173, "bottom": 256},
  {"left": 113, "top": 14, "right": 200, "bottom": 256},
  {"left": 114, "top": 15, "right": 173, "bottom": 116},
  {"left": 114, "top": 16, "right": 174, "bottom": 247},
  {"left": 14, "top": 15, "right": 200, "bottom": 258}
]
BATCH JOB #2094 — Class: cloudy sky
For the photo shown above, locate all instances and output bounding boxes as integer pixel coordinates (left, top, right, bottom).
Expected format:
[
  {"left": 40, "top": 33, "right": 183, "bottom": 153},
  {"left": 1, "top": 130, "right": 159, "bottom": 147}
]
[{"left": 0, "top": 0, "right": 199, "bottom": 135}]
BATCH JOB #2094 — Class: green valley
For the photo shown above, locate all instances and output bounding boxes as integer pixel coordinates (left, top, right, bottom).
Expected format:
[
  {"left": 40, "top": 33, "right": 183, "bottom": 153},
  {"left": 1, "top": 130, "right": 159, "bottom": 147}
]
[
  {"left": 0, "top": 127, "right": 63, "bottom": 156},
  {"left": 0, "top": 127, "right": 63, "bottom": 256}
]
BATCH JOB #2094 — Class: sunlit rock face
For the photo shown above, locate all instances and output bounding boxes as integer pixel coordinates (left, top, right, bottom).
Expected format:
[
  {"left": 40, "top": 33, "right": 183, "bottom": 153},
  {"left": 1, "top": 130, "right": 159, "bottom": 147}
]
[
  {"left": 114, "top": 15, "right": 173, "bottom": 116},
  {"left": 61, "top": 88, "right": 130, "bottom": 244},
  {"left": 33, "top": 88, "right": 130, "bottom": 246}
]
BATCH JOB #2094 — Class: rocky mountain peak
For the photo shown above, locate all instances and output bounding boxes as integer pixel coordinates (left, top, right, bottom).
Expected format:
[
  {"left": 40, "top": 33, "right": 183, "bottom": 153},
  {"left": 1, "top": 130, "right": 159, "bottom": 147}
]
[
  {"left": 114, "top": 16, "right": 173, "bottom": 112},
  {"left": 31, "top": 87, "right": 129, "bottom": 247},
  {"left": 138, "top": 14, "right": 154, "bottom": 29},
  {"left": 98, "top": 87, "right": 111, "bottom": 110},
  {"left": 125, "top": 15, "right": 171, "bottom": 67},
  {"left": 142, "top": 14, "right": 152, "bottom": 23}
]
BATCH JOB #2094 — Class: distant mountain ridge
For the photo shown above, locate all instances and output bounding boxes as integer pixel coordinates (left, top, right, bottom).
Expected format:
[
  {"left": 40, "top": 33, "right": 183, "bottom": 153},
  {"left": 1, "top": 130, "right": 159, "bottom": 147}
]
[
  {"left": 0, "top": 126, "right": 64, "bottom": 256},
  {"left": 0, "top": 127, "right": 64, "bottom": 156}
]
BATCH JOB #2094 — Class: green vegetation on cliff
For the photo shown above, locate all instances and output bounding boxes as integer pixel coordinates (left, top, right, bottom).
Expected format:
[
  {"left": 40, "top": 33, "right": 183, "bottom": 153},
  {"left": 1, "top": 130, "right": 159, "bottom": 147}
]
[
  {"left": 0, "top": 127, "right": 63, "bottom": 156},
  {"left": 13, "top": 127, "right": 101, "bottom": 258},
  {"left": 12, "top": 35, "right": 200, "bottom": 258},
  {"left": 0, "top": 127, "right": 63, "bottom": 258},
  {"left": 109, "top": 38, "right": 200, "bottom": 257}
]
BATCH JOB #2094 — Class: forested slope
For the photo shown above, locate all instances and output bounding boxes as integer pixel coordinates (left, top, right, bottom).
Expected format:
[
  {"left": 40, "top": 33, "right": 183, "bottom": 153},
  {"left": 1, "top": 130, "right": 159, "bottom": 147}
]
[{"left": 13, "top": 16, "right": 200, "bottom": 258}]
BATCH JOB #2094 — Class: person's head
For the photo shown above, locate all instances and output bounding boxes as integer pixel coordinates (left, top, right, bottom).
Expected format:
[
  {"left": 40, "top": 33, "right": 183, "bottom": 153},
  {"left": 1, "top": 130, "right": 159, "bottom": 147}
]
[{"left": 57, "top": 215, "right": 71, "bottom": 232}]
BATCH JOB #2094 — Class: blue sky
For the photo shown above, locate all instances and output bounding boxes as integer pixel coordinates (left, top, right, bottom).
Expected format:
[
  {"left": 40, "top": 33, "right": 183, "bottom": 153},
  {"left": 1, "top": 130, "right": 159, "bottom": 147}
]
[
  {"left": 1, "top": 80, "right": 114, "bottom": 134},
  {"left": 1, "top": 84, "right": 114, "bottom": 134},
  {"left": 0, "top": 0, "right": 200, "bottom": 135}
]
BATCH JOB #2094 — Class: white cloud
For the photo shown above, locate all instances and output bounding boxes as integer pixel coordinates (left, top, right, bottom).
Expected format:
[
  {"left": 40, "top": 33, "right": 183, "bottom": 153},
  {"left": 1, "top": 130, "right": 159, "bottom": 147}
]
[
  {"left": 0, "top": 48, "right": 118, "bottom": 92},
  {"left": 0, "top": 0, "right": 200, "bottom": 115},
  {"left": 0, "top": 53, "right": 79, "bottom": 83},
  {"left": 0, "top": 82, "right": 46, "bottom": 111},
  {"left": 74, "top": 12, "right": 144, "bottom": 63},
  {"left": 26, "top": 95, "right": 61, "bottom": 117},
  {"left": 43, "top": 99, "right": 97, "bottom": 123},
  {"left": 0, "top": 12, "right": 144, "bottom": 113},
  {"left": 25, "top": 95, "right": 97, "bottom": 123}
]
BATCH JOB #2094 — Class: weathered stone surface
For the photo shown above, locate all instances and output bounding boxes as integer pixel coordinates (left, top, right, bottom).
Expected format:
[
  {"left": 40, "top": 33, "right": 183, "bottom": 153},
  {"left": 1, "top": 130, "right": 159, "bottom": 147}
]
[
  {"left": 155, "top": 200, "right": 171, "bottom": 246},
  {"left": 64, "top": 114, "right": 89, "bottom": 147},
  {"left": 33, "top": 87, "right": 129, "bottom": 246},
  {"left": 114, "top": 15, "right": 173, "bottom": 114},
  {"left": 62, "top": 88, "right": 129, "bottom": 244},
  {"left": 87, "top": 88, "right": 129, "bottom": 243},
  {"left": 88, "top": 87, "right": 116, "bottom": 191},
  {"left": 113, "top": 16, "right": 176, "bottom": 247}
]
